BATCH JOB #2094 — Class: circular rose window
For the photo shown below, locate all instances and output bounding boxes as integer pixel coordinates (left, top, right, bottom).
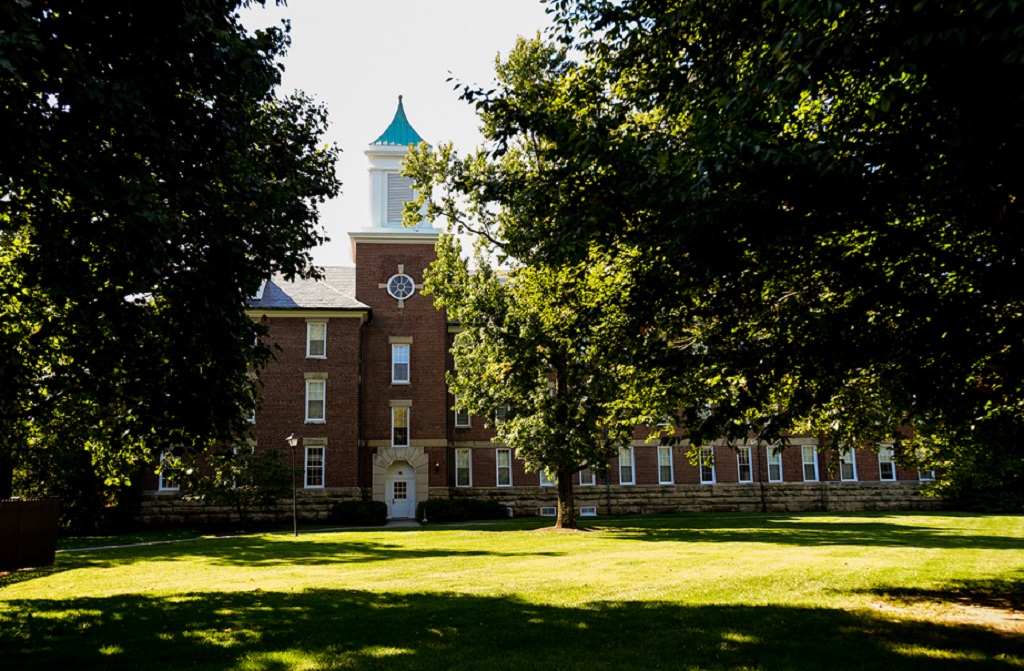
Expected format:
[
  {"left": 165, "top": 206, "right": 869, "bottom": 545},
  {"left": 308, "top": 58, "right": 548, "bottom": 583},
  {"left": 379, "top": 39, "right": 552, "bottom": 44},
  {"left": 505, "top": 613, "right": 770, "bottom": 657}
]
[{"left": 387, "top": 274, "right": 415, "bottom": 300}]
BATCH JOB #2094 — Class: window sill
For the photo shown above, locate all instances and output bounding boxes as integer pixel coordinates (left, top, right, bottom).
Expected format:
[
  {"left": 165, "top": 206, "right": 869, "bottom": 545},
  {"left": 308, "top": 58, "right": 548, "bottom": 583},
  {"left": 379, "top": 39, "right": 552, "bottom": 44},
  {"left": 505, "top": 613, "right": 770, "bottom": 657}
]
[
  {"left": 306, "top": 355, "right": 327, "bottom": 360},
  {"left": 391, "top": 381, "right": 411, "bottom": 386},
  {"left": 305, "top": 419, "right": 326, "bottom": 425}
]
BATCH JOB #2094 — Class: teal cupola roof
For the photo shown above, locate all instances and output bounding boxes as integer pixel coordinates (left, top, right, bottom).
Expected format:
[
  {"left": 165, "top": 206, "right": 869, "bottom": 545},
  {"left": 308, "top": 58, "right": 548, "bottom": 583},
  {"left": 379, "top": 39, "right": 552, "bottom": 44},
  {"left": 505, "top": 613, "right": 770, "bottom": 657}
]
[{"left": 371, "top": 95, "right": 425, "bottom": 146}]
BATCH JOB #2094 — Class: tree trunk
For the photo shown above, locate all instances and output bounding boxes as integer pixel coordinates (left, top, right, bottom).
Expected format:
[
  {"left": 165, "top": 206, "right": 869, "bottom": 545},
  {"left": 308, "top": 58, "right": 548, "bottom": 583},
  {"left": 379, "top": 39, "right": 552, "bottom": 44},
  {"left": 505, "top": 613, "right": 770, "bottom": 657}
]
[{"left": 555, "top": 466, "right": 577, "bottom": 529}]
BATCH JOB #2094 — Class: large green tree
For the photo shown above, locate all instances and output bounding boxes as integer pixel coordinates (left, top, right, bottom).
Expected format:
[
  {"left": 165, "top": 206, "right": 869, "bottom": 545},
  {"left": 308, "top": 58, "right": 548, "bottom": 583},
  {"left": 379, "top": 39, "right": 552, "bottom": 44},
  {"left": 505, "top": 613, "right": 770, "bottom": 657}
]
[
  {"left": 427, "top": 2, "right": 1024, "bottom": 501},
  {"left": 407, "top": 40, "right": 634, "bottom": 528},
  {"left": 0, "top": 1, "right": 339, "bottom": 499},
  {"left": 421, "top": 233, "right": 632, "bottom": 530}
]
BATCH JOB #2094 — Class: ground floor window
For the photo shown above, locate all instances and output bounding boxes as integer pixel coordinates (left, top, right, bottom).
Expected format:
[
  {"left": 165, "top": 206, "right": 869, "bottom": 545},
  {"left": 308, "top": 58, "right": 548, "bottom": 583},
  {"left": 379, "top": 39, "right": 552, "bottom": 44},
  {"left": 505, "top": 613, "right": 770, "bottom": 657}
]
[
  {"left": 699, "top": 446, "right": 715, "bottom": 484},
  {"left": 839, "top": 448, "right": 857, "bottom": 481},
  {"left": 768, "top": 446, "right": 783, "bottom": 482},
  {"left": 579, "top": 465, "right": 595, "bottom": 486},
  {"left": 879, "top": 446, "right": 896, "bottom": 481},
  {"left": 618, "top": 446, "right": 635, "bottom": 485},
  {"left": 658, "top": 446, "right": 674, "bottom": 484},
  {"left": 496, "top": 448, "right": 512, "bottom": 486},
  {"left": 158, "top": 452, "right": 179, "bottom": 491},
  {"left": 455, "top": 448, "right": 472, "bottom": 487},
  {"left": 802, "top": 445, "right": 818, "bottom": 481},
  {"left": 305, "top": 446, "right": 324, "bottom": 488},
  {"left": 540, "top": 469, "right": 555, "bottom": 486},
  {"left": 736, "top": 446, "right": 752, "bottom": 483}
]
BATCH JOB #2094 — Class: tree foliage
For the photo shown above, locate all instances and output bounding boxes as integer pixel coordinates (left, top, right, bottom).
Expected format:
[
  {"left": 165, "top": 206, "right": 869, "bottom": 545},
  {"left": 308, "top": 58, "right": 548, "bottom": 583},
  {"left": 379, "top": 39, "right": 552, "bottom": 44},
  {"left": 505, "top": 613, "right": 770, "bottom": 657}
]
[
  {"left": 180, "top": 447, "right": 293, "bottom": 527},
  {"left": 0, "top": 1, "right": 340, "bottom": 495},
  {"left": 419, "top": 2, "right": 1024, "bottom": 505}
]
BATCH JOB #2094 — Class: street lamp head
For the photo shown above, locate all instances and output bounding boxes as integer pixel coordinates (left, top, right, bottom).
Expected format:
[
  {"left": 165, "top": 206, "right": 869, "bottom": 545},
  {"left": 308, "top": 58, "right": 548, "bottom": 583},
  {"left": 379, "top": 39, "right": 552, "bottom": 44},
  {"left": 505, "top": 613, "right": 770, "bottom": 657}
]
[{"left": 286, "top": 433, "right": 298, "bottom": 448}]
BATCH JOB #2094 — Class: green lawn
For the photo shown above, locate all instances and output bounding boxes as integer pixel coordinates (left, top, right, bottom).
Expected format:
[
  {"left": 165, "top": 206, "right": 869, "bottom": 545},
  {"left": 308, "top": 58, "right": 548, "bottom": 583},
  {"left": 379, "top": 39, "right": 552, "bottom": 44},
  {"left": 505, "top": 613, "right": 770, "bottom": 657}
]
[{"left": 2, "top": 512, "right": 1022, "bottom": 670}]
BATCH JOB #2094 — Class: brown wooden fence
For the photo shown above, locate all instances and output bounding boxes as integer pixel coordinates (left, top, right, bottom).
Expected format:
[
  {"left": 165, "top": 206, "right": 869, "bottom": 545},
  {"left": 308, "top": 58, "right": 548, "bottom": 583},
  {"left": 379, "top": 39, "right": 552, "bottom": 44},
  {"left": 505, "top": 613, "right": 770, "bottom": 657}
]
[{"left": 0, "top": 498, "right": 60, "bottom": 571}]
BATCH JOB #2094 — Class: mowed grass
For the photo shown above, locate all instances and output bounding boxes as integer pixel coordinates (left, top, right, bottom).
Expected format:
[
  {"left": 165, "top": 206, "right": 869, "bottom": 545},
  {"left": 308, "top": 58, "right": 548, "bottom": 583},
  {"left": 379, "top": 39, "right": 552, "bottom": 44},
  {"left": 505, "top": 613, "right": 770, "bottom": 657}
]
[{"left": 2, "top": 513, "right": 1022, "bottom": 670}]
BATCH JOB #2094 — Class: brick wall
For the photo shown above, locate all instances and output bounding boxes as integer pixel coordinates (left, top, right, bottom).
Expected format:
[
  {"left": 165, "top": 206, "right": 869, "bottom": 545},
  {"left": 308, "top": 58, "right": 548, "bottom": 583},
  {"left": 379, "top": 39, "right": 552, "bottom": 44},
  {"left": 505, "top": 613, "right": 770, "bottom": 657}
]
[{"left": 254, "top": 315, "right": 362, "bottom": 488}]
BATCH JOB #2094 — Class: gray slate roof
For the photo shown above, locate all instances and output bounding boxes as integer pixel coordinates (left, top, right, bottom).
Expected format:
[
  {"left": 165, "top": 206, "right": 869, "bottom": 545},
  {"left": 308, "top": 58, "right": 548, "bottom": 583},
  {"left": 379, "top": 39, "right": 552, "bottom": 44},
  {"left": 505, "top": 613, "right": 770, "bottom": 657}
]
[{"left": 249, "top": 266, "right": 368, "bottom": 310}]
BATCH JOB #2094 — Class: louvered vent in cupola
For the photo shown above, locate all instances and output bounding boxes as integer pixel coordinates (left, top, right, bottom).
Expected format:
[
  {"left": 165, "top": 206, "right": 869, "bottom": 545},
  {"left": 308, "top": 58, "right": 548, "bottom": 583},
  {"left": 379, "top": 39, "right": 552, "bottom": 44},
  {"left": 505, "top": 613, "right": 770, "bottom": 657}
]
[{"left": 386, "top": 173, "right": 415, "bottom": 225}]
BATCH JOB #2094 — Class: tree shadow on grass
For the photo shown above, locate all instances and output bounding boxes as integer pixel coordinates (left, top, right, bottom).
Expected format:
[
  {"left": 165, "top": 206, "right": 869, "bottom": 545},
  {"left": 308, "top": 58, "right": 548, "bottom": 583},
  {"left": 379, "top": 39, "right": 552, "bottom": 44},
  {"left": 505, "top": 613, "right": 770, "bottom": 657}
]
[
  {"left": 595, "top": 515, "right": 1024, "bottom": 551},
  {"left": 18, "top": 537, "right": 566, "bottom": 577},
  {"left": 2, "top": 589, "right": 1020, "bottom": 671},
  {"left": 852, "top": 576, "right": 1024, "bottom": 611}
]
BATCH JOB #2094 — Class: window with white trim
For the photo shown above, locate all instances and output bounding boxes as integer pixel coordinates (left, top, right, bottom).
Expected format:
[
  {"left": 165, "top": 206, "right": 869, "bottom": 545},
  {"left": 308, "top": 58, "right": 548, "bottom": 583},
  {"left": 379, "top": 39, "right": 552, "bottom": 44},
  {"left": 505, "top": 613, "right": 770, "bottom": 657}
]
[
  {"left": 455, "top": 448, "right": 471, "bottom": 487},
  {"left": 305, "top": 446, "right": 324, "bottom": 488},
  {"left": 158, "top": 452, "right": 179, "bottom": 491},
  {"left": 306, "top": 322, "right": 326, "bottom": 358},
  {"left": 768, "top": 446, "right": 783, "bottom": 482},
  {"left": 540, "top": 469, "right": 555, "bottom": 486},
  {"left": 305, "top": 380, "right": 325, "bottom": 423},
  {"left": 839, "top": 447, "right": 857, "bottom": 481},
  {"left": 579, "top": 465, "right": 595, "bottom": 486},
  {"left": 618, "top": 446, "right": 635, "bottom": 485},
  {"left": 802, "top": 445, "right": 818, "bottom": 481},
  {"left": 736, "top": 446, "right": 752, "bottom": 483},
  {"left": 658, "top": 446, "right": 674, "bottom": 484},
  {"left": 454, "top": 396, "right": 470, "bottom": 428},
  {"left": 392, "top": 407, "right": 409, "bottom": 447},
  {"left": 496, "top": 448, "right": 512, "bottom": 486},
  {"left": 699, "top": 446, "right": 715, "bottom": 484},
  {"left": 879, "top": 446, "right": 896, "bottom": 481},
  {"left": 391, "top": 344, "right": 410, "bottom": 384},
  {"left": 494, "top": 406, "right": 508, "bottom": 422}
]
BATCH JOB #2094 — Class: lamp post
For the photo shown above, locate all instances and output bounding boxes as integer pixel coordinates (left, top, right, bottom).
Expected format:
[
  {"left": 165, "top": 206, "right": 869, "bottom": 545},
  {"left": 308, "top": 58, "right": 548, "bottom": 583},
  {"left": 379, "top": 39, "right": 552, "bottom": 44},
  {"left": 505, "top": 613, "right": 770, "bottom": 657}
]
[{"left": 286, "top": 433, "right": 299, "bottom": 537}]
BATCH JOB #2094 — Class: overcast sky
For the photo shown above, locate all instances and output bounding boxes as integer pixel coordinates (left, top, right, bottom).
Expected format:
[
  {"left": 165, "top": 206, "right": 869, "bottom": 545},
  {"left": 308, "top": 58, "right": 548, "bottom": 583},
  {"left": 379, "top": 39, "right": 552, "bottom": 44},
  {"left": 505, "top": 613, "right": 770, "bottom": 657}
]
[{"left": 240, "top": 1, "right": 552, "bottom": 267}]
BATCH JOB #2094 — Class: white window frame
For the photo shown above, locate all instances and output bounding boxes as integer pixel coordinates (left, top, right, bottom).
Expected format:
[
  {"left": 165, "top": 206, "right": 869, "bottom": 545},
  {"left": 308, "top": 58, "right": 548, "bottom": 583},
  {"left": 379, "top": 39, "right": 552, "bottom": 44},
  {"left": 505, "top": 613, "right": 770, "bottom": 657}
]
[
  {"left": 767, "top": 446, "right": 783, "bottom": 482},
  {"left": 455, "top": 448, "right": 472, "bottom": 487},
  {"left": 453, "top": 396, "right": 471, "bottom": 428},
  {"left": 878, "top": 446, "right": 896, "bottom": 481},
  {"left": 392, "top": 407, "right": 409, "bottom": 447},
  {"left": 839, "top": 447, "right": 857, "bottom": 481},
  {"left": 801, "top": 445, "right": 818, "bottom": 481},
  {"left": 736, "top": 446, "right": 752, "bottom": 483},
  {"left": 305, "top": 380, "right": 326, "bottom": 423},
  {"left": 158, "top": 452, "right": 179, "bottom": 491},
  {"left": 391, "top": 344, "right": 410, "bottom": 384},
  {"left": 658, "top": 446, "right": 675, "bottom": 484},
  {"left": 618, "top": 446, "right": 635, "bottom": 485},
  {"left": 304, "top": 446, "right": 324, "bottom": 488},
  {"left": 699, "top": 445, "right": 715, "bottom": 484},
  {"left": 540, "top": 469, "right": 555, "bottom": 487},
  {"left": 306, "top": 322, "right": 326, "bottom": 358},
  {"left": 496, "top": 448, "right": 513, "bottom": 487},
  {"left": 579, "top": 465, "right": 595, "bottom": 486}
]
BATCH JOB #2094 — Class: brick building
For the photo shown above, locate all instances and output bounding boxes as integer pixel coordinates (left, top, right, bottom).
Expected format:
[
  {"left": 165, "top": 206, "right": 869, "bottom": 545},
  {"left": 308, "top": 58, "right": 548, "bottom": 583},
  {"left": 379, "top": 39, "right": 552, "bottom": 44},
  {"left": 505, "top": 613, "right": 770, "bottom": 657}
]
[{"left": 142, "top": 99, "right": 938, "bottom": 522}]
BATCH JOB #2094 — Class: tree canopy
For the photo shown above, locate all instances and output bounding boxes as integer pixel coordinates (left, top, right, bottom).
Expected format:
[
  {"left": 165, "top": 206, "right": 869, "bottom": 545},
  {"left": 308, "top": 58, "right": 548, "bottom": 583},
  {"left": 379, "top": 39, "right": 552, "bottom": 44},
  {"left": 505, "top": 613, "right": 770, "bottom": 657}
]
[
  {"left": 0, "top": 1, "right": 339, "bottom": 498},
  {"left": 415, "top": 2, "right": 1024, "bottom": 504}
]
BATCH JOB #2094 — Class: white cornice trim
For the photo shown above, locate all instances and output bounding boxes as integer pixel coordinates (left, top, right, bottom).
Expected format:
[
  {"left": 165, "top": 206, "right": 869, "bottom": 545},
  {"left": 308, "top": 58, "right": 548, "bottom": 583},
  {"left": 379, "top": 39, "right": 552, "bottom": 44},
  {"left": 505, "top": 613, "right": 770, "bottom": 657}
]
[
  {"left": 349, "top": 229, "right": 439, "bottom": 244},
  {"left": 247, "top": 309, "right": 369, "bottom": 322}
]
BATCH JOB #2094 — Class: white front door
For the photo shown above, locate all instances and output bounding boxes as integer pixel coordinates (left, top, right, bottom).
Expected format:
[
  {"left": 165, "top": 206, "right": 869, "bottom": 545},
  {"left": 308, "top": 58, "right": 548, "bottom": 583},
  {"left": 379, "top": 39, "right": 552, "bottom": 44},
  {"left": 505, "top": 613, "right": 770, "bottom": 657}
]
[{"left": 385, "top": 461, "right": 416, "bottom": 519}]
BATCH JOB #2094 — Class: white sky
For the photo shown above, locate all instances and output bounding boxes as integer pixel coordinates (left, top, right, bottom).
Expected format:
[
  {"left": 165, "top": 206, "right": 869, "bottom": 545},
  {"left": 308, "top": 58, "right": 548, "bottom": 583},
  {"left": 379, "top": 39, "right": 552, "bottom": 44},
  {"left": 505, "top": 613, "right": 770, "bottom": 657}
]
[{"left": 240, "top": 0, "right": 553, "bottom": 267}]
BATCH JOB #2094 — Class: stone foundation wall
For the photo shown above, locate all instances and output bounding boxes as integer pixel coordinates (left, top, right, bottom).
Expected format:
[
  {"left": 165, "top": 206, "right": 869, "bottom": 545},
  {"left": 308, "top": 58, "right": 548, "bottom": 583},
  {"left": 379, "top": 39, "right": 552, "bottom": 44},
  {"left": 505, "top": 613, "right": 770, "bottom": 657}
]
[
  {"left": 435, "top": 482, "right": 942, "bottom": 516},
  {"left": 138, "top": 487, "right": 363, "bottom": 526}
]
